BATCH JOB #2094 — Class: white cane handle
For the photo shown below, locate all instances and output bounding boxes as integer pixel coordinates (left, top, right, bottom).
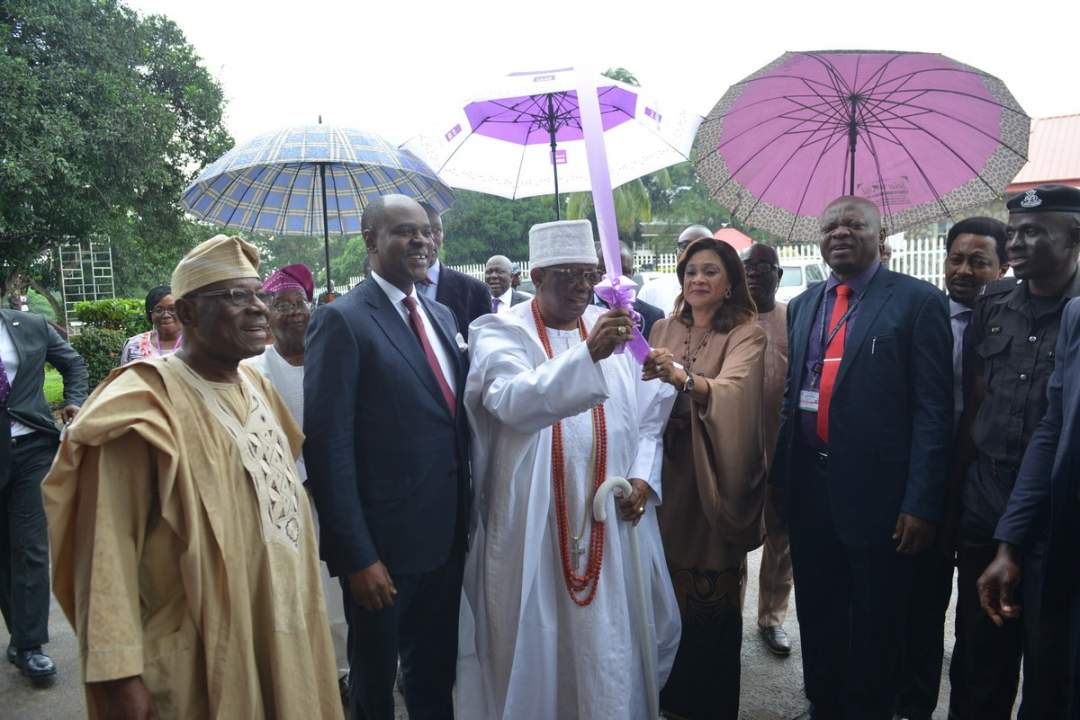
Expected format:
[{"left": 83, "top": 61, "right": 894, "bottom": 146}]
[{"left": 593, "top": 476, "right": 633, "bottom": 522}]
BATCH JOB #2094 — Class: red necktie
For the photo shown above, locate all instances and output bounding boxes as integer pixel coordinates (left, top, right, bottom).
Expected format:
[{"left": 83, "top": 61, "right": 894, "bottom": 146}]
[
  {"left": 402, "top": 296, "right": 456, "bottom": 417},
  {"left": 816, "top": 283, "right": 852, "bottom": 443}
]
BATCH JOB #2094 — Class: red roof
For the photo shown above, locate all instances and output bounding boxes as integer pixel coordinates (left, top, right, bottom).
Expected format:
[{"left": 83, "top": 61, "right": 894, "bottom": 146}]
[
  {"left": 714, "top": 227, "right": 753, "bottom": 251},
  {"left": 1008, "top": 114, "right": 1080, "bottom": 191}
]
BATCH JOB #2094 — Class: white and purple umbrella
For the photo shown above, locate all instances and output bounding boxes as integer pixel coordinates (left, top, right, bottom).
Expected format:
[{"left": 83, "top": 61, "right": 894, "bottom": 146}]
[
  {"left": 402, "top": 67, "right": 701, "bottom": 218},
  {"left": 694, "top": 51, "right": 1030, "bottom": 240}
]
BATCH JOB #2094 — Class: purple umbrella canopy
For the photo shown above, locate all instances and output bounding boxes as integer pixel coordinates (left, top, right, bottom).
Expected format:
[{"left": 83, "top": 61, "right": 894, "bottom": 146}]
[
  {"left": 402, "top": 68, "right": 701, "bottom": 212},
  {"left": 693, "top": 51, "right": 1030, "bottom": 240}
]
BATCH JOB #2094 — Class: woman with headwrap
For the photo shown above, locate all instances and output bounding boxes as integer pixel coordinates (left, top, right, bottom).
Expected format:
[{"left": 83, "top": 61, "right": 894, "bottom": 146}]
[{"left": 119, "top": 285, "right": 182, "bottom": 364}]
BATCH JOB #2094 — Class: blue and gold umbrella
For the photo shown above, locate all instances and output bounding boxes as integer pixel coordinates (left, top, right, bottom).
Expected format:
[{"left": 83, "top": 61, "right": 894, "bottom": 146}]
[{"left": 181, "top": 124, "right": 455, "bottom": 290}]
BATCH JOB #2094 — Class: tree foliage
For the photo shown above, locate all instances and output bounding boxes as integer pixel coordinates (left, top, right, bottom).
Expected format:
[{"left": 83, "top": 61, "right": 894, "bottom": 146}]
[
  {"left": 440, "top": 191, "right": 556, "bottom": 265},
  {"left": 0, "top": 0, "right": 232, "bottom": 298}
]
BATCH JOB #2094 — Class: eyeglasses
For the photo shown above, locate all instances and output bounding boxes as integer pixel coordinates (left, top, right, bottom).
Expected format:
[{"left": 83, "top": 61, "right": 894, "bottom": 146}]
[
  {"left": 185, "top": 288, "right": 273, "bottom": 308},
  {"left": 546, "top": 268, "right": 604, "bottom": 287},
  {"left": 742, "top": 261, "right": 780, "bottom": 275},
  {"left": 151, "top": 306, "right": 177, "bottom": 317},
  {"left": 271, "top": 299, "right": 311, "bottom": 314}
]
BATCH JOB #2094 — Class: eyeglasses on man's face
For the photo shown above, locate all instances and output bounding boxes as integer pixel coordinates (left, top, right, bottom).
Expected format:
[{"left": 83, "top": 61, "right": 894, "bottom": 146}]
[
  {"left": 742, "top": 261, "right": 780, "bottom": 275},
  {"left": 270, "top": 299, "right": 311, "bottom": 314},
  {"left": 546, "top": 268, "right": 604, "bottom": 287},
  {"left": 185, "top": 288, "right": 274, "bottom": 308}
]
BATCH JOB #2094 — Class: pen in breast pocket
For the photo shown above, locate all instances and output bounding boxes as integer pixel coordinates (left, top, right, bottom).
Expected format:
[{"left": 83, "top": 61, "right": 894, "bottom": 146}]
[{"left": 871, "top": 337, "right": 877, "bottom": 355}]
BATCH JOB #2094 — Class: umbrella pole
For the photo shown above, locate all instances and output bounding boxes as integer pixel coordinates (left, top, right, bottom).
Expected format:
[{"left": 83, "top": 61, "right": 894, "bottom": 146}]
[
  {"left": 319, "top": 163, "right": 334, "bottom": 293},
  {"left": 847, "top": 95, "right": 859, "bottom": 196},
  {"left": 547, "top": 93, "right": 561, "bottom": 220}
]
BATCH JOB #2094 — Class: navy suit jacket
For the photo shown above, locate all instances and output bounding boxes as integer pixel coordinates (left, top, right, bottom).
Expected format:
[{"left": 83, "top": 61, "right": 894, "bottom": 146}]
[
  {"left": 436, "top": 264, "right": 491, "bottom": 340},
  {"left": 303, "top": 279, "right": 470, "bottom": 578},
  {"left": 995, "top": 298, "right": 1080, "bottom": 575},
  {"left": 770, "top": 267, "right": 953, "bottom": 546}
]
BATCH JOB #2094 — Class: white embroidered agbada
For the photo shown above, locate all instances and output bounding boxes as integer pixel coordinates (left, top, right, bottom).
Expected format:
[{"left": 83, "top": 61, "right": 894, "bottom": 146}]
[{"left": 457, "top": 300, "right": 680, "bottom": 720}]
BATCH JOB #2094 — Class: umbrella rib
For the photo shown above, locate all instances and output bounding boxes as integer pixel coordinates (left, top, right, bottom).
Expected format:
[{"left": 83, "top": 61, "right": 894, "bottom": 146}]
[
  {"left": 200, "top": 170, "right": 250, "bottom": 229},
  {"left": 855, "top": 101, "right": 952, "bottom": 203},
  {"left": 852, "top": 52, "right": 906, "bottom": 98},
  {"left": 221, "top": 166, "right": 267, "bottom": 230},
  {"left": 702, "top": 92, "right": 848, "bottom": 191},
  {"left": 511, "top": 125, "right": 532, "bottom": 201},
  {"left": 857, "top": 115, "right": 913, "bottom": 225},
  {"left": 740, "top": 110, "right": 848, "bottom": 227},
  {"left": 785, "top": 125, "right": 851, "bottom": 240},
  {"left": 327, "top": 164, "right": 344, "bottom": 237},
  {"left": 276, "top": 165, "right": 303, "bottom": 237},
  {"left": 247, "top": 163, "right": 290, "bottom": 234},
  {"left": 713, "top": 97, "right": 848, "bottom": 152},
  {"left": 859, "top": 99, "right": 1005, "bottom": 192}
]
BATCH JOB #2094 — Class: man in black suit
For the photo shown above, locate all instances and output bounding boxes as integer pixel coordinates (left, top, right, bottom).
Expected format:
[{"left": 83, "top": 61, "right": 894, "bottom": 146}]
[
  {"left": 418, "top": 201, "right": 490, "bottom": 339},
  {"left": 304, "top": 194, "right": 470, "bottom": 720},
  {"left": 1, "top": 308, "right": 87, "bottom": 683},
  {"left": 771, "top": 196, "right": 952, "bottom": 719},
  {"left": 979, "top": 297, "right": 1080, "bottom": 716},
  {"left": 484, "top": 255, "right": 531, "bottom": 314},
  {"left": 593, "top": 241, "right": 665, "bottom": 341}
]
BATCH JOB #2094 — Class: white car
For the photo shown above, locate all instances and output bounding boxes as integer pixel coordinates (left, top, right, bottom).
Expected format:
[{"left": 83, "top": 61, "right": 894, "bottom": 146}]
[{"left": 776, "top": 259, "right": 828, "bottom": 304}]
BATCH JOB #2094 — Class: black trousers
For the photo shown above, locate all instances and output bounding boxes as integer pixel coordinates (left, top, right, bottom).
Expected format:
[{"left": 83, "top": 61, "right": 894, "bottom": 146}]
[
  {"left": 342, "top": 546, "right": 465, "bottom": 720},
  {"left": 895, "top": 547, "right": 955, "bottom": 719},
  {"left": 788, "top": 448, "right": 913, "bottom": 720},
  {"left": 949, "top": 539, "right": 1023, "bottom": 719},
  {"left": 0, "top": 431, "right": 57, "bottom": 651}
]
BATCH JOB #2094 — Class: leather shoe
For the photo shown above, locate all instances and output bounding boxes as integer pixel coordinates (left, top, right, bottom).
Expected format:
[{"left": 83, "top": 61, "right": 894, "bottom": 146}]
[
  {"left": 12, "top": 647, "right": 57, "bottom": 683},
  {"left": 5, "top": 643, "right": 15, "bottom": 664},
  {"left": 759, "top": 624, "right": 792, "bottom": 656}
]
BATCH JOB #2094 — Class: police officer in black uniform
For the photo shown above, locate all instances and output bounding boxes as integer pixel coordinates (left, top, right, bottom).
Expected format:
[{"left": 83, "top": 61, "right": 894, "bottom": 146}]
[{"left": 950, "top": 184, "right": 1080, "bottom": 719}]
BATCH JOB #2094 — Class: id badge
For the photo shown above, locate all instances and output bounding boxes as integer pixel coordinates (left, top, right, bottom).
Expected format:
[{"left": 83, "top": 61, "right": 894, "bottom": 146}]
[{"left": 799, "top": 389, "right": 820, "bottom": 413}]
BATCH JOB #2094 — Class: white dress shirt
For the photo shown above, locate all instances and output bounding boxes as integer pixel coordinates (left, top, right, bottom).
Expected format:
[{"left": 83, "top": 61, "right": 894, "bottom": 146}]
[
  {"left": 949, "top": 297, "right": 973, "bottom": 428},
  {"left": 491, "top": 288, "right": 515, "bottom": 314},
  {"left": 0, "top": 319, "right": 33, "bottom": 436},
  {"left": 371, "top": 272, "right": 456, "bottom": 397}
]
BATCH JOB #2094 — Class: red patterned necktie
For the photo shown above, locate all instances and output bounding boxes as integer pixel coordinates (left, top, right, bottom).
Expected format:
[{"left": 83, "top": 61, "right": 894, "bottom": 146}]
[
  {"left": 816, "top": 283, "right": 852, "bottom": 443},
  {"left": 402, "top": 296, "right": 456, "bottom": 417}
]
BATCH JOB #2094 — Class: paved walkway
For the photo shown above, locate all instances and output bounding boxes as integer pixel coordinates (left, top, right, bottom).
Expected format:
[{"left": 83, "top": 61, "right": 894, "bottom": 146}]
[{"left": 2, "top": 548, "right": 1014, "bottom": 719}]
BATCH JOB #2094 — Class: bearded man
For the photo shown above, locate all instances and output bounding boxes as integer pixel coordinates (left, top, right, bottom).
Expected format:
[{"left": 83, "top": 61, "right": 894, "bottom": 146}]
[{"left": 457, "top": 219, "right": 680, "bottom": 719}]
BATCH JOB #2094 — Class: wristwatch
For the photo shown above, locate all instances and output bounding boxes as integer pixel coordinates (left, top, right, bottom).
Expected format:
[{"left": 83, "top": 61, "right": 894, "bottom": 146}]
[{"left": 681, "top": 373, "right": 696, "bottom": 394}]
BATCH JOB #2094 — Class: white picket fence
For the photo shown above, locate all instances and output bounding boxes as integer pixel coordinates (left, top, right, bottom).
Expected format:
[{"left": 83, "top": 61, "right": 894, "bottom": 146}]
[{"left": 449, "top": 234, "right": 948, "bottom": 289}]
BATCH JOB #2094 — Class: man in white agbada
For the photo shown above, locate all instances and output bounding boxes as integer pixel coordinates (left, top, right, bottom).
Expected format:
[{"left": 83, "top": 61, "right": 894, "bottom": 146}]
[{"left": 457, "top": 219, "right": 681, "bottom": 719}]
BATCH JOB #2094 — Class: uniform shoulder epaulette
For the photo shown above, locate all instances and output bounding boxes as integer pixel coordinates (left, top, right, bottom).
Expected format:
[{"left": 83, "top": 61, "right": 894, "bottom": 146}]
[{"left": 980, "top": 277, "right": 1019, "bottom": 297}]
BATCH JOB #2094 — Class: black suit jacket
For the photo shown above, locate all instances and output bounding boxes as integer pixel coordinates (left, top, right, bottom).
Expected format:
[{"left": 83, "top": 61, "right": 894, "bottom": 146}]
[
  {"left": 1, "top": 309, "right": 88, "bottom": 436},
  {"left": 303, "top": 279, "right": 470, "bottom": 577},
  {"left": 435, "top": 263, "right": 491, "bottom": 340},
  {"left": 770, "top": 268, "right": 953, "bottom": 546}
]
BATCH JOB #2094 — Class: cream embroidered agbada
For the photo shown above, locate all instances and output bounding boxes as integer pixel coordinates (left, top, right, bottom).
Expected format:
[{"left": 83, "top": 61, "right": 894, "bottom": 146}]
[{"left": 44, "top": 355, "right": 343, "bottom": 720}]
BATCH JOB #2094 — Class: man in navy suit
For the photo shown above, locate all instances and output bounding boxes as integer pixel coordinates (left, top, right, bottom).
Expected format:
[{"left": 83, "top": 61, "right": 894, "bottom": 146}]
[
  {"left": 771, "top": 196, "right": 952, "bottom": 719},
  {"left": 980, "top": 296, "right": 1080, "bottom": 716},
  {"left": 304, "top": 194, "right": 470, "bottom": 720},
  {"left": 419, "top": 202, "right": 491, "bottom": 340}
]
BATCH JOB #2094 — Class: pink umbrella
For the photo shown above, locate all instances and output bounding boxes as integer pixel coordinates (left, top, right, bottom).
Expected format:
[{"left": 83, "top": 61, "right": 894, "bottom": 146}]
[{"left": 693, "top": 51, "right": 1030, "bottom": 241}]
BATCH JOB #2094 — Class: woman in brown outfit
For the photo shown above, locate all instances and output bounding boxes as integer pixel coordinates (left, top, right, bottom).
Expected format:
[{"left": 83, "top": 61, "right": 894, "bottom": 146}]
[{"left": 644, "top": 237, "right": 768, "bottom": 719}]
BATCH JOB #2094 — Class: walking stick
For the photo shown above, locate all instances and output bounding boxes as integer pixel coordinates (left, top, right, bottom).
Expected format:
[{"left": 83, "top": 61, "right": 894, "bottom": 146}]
[{"left": 593, "top": 476, "right": 660, "bottom": 719}]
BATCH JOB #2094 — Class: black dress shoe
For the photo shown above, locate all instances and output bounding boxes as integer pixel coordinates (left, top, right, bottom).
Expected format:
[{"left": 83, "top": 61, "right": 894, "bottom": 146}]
[
  {"left": 12, "top": 647, "right": 57, "bottom": 684},
  {"left": 759, "top": 624, "right": 792, "bottom": 656},
  {"left": 5, "top": 643, "right": 15, "bottom": 664}
]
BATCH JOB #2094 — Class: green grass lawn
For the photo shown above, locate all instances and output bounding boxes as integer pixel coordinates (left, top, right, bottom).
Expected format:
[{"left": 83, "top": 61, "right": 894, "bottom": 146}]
[{"left": 44, "top": 365, "right": 65, "bottom": 405}]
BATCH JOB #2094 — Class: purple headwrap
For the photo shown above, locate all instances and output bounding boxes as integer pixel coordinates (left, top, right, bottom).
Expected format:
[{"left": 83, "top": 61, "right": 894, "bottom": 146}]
[{"left": 262, "top": 263, "right": 314, "bottom": 301}]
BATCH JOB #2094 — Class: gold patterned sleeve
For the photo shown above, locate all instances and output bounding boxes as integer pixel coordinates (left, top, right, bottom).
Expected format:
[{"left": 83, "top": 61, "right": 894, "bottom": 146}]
[
  {"left": 690, "top": 321, "right": 769, "bottom": 547},
  {"left": 71, "top": 432, "right": 156, "bottom": 683}
]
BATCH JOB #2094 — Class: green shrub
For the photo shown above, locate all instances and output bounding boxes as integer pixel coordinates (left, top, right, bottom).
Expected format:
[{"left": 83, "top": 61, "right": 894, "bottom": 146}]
[
  {"left": 43, "top": 366, "right": 65, "bottom": 406},
  {"left": 74, "top": 298, "right": 150, "bottom": 337},
  {"left": 70, "top": 327, "right": 127, "bottom": 389}
]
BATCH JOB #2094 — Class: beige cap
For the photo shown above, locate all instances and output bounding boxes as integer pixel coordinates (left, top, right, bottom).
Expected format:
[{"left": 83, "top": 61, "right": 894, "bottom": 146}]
[
  {"left": 171, "top": 234, "right": 260, "bottom": 298},
  {"left": 528, "top": 219, "right": 598, "bottom": 269}
]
